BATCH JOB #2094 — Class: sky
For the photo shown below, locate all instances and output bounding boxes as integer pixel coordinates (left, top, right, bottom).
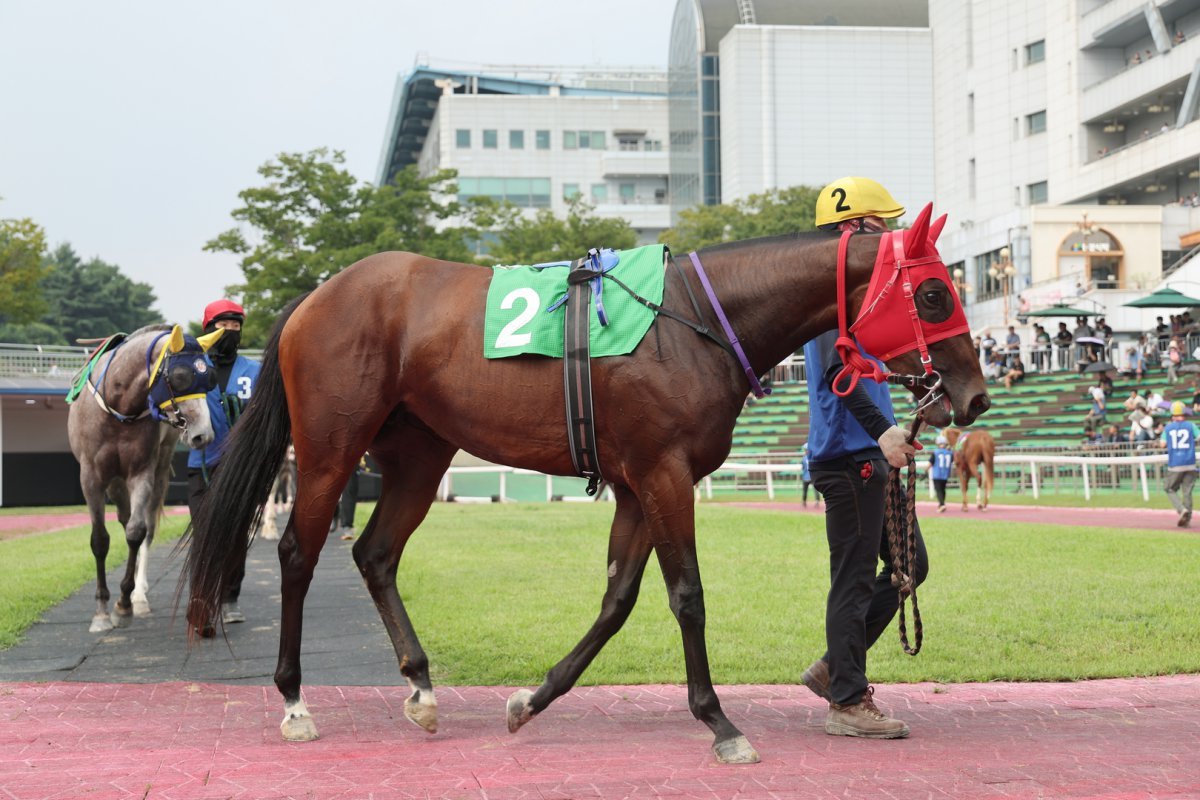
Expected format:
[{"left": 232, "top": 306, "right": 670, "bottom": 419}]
[{"left": 0, "top": 0, "right": 677, "bottom": 327}]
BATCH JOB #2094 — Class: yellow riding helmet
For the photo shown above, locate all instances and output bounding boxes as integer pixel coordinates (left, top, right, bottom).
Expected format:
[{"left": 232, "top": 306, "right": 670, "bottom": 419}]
[
  {"left": 815, "top": 177, "right": 906, "bottom": 227},
  {"left": 1171, "top": 400, "right": 1187, "bottom": 417}
]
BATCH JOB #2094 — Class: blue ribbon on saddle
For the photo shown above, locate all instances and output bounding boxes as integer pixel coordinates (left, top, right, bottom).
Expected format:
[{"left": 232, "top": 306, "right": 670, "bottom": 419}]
[{"left": 546, "top": 247, "right": 620, "bottom": 325}]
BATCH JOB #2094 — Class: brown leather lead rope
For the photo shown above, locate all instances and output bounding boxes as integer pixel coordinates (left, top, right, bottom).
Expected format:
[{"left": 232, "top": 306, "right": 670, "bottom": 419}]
[{"left": 884, "top": 417, "right": 924, "bottom": 655}]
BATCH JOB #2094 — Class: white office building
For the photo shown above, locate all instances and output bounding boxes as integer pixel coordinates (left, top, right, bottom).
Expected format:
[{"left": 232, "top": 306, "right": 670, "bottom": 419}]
[
  {"left": 377, "top": 64, "right": 671, "bottom": 245},
  {"left": 668, "top": 0, "right": 933, "bottom": 221},
  {"left": 931, "top": 0, "right": 1200, "bottom": 341}
]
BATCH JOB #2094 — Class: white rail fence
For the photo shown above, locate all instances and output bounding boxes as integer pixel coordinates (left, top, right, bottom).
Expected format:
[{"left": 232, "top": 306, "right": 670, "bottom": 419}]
[{"left": 440, "top": 453, "right": 1172, "bottom": 504}]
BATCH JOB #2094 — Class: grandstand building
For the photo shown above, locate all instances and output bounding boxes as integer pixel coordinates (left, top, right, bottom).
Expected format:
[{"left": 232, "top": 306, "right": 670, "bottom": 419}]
[
  {"left": 667, "top": 0, "right": 933, "bottom": 221},
  {"left": 931, "top": 0, "right": 1200, "bottom": 338},
  {"left": 376, "top": 63, "right": 671, "bottom": 245}
]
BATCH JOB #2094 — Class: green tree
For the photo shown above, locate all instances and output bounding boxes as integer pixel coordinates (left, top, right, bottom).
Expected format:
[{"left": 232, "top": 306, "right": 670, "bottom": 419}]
[
  {"left": 0, "top": 216, "right": 50, "bottom": 326},
  {"left": 659, "top": 185, "right": 823, "bottom": 253},
  {"left": 0, "top": 244, "right": 161, "bottom": 344},
  {"left": 206, "top": 148, "right": 473, "bottom": 344},
  {"left": 484, "top": 197, "right": 638, "bottom": 266}
]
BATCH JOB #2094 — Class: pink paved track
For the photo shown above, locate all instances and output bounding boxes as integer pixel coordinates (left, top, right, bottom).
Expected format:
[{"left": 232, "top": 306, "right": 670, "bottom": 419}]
[
  {"left": 0, "top": 508, "right": 187, "bottom": 540},
  {"left": 2, "top": 678, "right": 1198, "bottom": 799}
]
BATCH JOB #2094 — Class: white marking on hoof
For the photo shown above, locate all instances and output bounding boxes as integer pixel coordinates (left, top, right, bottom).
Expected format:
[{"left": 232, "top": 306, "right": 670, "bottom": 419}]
[
  {"left": 280, "top": 699, "right": 319, "bottom": 742},
  {"left": 712, "top": 734, "right": 760, "bottom": 764},
  {"left": 506, "top": 688, "right": 536, "bottom": 733},
  {"left": 89, "top": 615, "right": 114, "bottom": 633},
  {"left": 132, "top": 598, "right": 151, "bottom": 617},
  {"left": 403, "top": 689, "right": 438, "bottom": 733}
]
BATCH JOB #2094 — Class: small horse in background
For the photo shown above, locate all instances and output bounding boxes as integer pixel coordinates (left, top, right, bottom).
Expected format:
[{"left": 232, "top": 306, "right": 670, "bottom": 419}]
[
  {"left": 259, "top": 444, "right": 297, "bottom": 540},
  {"left": 944, "top": 428, "right": 995, "bottom": 511},
  {"left": 67, "top": 324, "right": 222, "bottom": 632}
]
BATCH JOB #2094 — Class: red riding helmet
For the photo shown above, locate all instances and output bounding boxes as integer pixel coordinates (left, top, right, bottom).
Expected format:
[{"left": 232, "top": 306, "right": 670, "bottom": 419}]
[{"left": 202, "top": 299, "right": 245, "bottom": 330}]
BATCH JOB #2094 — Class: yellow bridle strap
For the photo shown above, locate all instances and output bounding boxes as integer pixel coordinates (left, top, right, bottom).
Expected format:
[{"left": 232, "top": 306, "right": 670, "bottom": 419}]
[{"left": 158, "top": 392, "right": 206, "bottom": 409}]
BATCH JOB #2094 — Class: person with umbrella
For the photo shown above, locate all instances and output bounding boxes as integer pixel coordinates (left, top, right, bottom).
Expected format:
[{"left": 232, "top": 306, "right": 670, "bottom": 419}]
[{"left": 1161, "top": 401, "right": 1198, "bottom": 527}]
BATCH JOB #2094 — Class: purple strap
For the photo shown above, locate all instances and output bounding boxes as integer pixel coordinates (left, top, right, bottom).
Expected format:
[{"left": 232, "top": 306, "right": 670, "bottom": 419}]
[{"left": 688, "top": 251, "right": 769, "bottom": 398}]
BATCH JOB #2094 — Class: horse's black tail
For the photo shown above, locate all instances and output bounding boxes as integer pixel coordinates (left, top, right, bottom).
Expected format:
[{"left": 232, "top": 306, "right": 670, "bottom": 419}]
[{"left": 179, "top": 293, "right": 310, "bottom": 634}]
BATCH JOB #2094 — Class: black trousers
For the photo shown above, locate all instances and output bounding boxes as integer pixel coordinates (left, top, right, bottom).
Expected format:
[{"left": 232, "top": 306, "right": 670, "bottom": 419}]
[
  {"left": 933, "top": 479, "right": 948, "bottom": 506},
  {"left": 802, "top": 479, "right": 820, "bottom": 503},
  {"left": 188, "top": 467, "right": 245, "bottom": 603},
  {"left": 811, "top": 457, "right": 929, "bottom": 706},
  {"left": 335, "top": 470, "right": 360, "bottom": 530}
]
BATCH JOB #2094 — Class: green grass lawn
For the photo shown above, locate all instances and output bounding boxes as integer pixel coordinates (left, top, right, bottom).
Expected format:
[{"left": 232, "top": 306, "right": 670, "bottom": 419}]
[{"left": 3, "top": 504, "right": 1198, "bottom": 690}]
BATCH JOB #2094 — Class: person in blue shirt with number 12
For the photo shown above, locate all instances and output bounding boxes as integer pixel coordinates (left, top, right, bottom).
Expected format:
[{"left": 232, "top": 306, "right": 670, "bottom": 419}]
[
  {"left": 929, "top": 434, "right": 954, "bottom": 513},
  {"left": 1161, "top": 401, "right": 1198, "bottom": 527}
]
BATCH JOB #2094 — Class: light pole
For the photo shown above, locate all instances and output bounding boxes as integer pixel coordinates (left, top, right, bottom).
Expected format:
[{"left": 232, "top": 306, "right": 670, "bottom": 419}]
[
  {"left": 952, "top": 267, "right": 972, "bottom": 302},
  {"left": 988, "top": 246, "right": 1017, "bottom": 323}
]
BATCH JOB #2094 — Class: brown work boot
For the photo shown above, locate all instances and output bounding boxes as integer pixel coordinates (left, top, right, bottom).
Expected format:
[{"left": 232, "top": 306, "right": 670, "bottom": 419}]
[
  {"left": 825, "top": 686, "right": 910, "bottom": 739},
  {"left": 801, "top": 658, "right": 831, "bottom": 701}
]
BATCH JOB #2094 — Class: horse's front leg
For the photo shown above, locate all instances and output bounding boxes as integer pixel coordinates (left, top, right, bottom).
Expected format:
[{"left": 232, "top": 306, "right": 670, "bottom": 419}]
[
  {"left": 113, "top": 481, "right": 152, "bottom": 627},
  {"left": 645, "top": 472, "right": 758, "bottom": 764},
  {"left": 80, "top": 472, "right": 113, "bottom": 633},
  {"left": 959, "top": 469, "right": 970, "bottom": 512},
  {"left": 507, "top": 485, "right": 653, "bottom": 732}
]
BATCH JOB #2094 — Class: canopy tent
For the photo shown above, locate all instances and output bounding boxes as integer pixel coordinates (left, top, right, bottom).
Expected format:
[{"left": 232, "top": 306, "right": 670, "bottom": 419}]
[
  {"left": 1023, "top": 303, "right": 1097, "bottom": 318},
  {"left": 1122, "top": 287, "right": 1200, "bottom": 308}
]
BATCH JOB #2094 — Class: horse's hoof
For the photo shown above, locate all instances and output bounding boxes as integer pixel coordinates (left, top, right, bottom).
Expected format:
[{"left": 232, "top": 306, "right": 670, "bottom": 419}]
[
  {"left": 404, "top": 690, "right": 438, "bottom": 734},
  {"left": 89, "top": 615, "right": 114, "bottom": 633},
  {"left": 111, "top": 607, "right": 132, "bottom": 628},
  {"left": 280, "top": 714, "right": 319, "bottom": 743},
  {"left": 132, "top": 599, "right": 151, "bottom": 617},
  {"left": 192, "top": 622, "right": 216, "bottom": 639},
  {"left": 506, "top": 689, "right": 536, "bottom": 733},
  {"left": 977, "top": 504, "right": 985, "bottom": 511},
  {"left": 713, "top": 734, "right": 760, "bottom": 764}
]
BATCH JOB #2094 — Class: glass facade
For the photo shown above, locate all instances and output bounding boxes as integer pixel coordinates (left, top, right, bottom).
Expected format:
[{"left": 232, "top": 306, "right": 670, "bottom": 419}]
[
  {"left": 457, "top": 177, "right": 551, "bottom": 208},
  {"left": 668, "top": 0, "right": 703, "bottom": 221}
]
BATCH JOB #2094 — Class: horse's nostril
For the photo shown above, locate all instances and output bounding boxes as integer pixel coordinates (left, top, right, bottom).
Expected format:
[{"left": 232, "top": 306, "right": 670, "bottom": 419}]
[{"left": 969, "top": 393, "right": 991, "bottom": 414}]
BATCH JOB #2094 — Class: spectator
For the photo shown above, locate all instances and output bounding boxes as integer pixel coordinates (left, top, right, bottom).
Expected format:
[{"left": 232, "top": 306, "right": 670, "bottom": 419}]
[
  {"left": 1096, "top": 317, "right": 1113, "bottom": 340},
  {"left": 1003, "top": 354, "right": 1026, "bottom": 389},
  {"left": 1175, "top": 29, "right": 1186, "bottom": 45},
  {"left": 1126, "top": 346, "right": 1144, "bottom": 382},
  {"left": 984, "top": 351, "right": 1006, "bottom": 383},
  {"left": 1128, "top": 406, "right": 1153, "bottom": 443},
  {"left": 1103, "top": 423, "right": 1122, "bottom": 444},
  {"left": 1099, "top": 370, "right": 1115, "bottom": 397},
  {"left": 1123, "top": 388, "right": 1147, "bottom": 413},
  {"left": 1075, "top": 281, "right": 1086, "bottom": 296},
  {"left": 1132, "top": 51, "right": 1142, "bottom": 65},
  {"left": 981, "top": 329, "right": 996, "bottom": 362},
  {"left": 1167, "top": 340, "right": 1182, "bottom": 384},
  {"left": 929, "top": 435, "right": 954, "bottom": 513},
  {"left": 1161, "top": 122, "right": 1171, "bottom": 134},
  {"left": 1055, "top": 322, "right": 1073, "bottom": 370},
  {"left": 1192, "top": 380, "right": 1200, "bottom": 415},
  {"left": 1161, "top": 401, "right": 1198, "bottom": 527},
  {"left": 1147, "top": 388, "right": 1165, "bottom": 410},
  {"left": 1074, "top": 317, "right": 1095, "bottom": 365},
  {"left": 1156, "top": 316, "right": 1170, "bottom": 346},
  {"left": 1017, "top": 295, "right": 1030, "bottom": 324},
  {"left": 1034, "top": 324, "right": 1051, "bottom": 371},
  {"left": 1004, "top": 326, "right": 1021, "bottom": 364},
  {"left": 1088, "top": 380, "right": 1107, "bottom": 424}
]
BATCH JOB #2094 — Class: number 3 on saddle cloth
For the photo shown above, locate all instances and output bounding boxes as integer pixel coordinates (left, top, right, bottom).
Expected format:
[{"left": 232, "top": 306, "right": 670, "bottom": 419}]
[{"left": 484, "top": 245, "right": 667, "bottom": 494}]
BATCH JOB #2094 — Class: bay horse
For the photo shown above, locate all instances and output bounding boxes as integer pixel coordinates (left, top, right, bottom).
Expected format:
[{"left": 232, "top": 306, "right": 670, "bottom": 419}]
[
  {"left": 943, "top": 428, "right": 996, "bottom": 510},
  {"left": 67, "top": 324, "right": 222, "bottom": 632},
  {"left": 183, "top": 204, "right": 990, "bottom": 764}
]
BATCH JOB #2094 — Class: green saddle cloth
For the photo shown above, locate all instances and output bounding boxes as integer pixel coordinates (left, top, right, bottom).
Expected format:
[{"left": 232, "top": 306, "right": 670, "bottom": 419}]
[{"left": 484, "top": 244, "right": 665, "bottom": 359}]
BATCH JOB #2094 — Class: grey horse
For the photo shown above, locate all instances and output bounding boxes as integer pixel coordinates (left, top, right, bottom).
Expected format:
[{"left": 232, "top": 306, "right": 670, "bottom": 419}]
[{"left": 67, "top": 324, "right": 223, "bottom": 632}]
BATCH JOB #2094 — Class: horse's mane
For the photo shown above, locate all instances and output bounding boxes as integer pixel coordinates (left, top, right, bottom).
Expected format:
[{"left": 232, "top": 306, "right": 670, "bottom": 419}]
[{"left": 694, "top": 228, "right": 888, "bottom": 256}]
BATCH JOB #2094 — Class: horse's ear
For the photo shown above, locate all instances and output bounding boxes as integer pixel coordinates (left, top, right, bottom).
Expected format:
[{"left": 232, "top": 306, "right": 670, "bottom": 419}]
[
  {"left": 929, "top": 213, "right": 948, "bottom": 245},
  {"left": 196, "top": 328, "right": 225, "bottom": 353},
  {"left": 167, "top": 325, "right": 186, "bottom": 353},
  {"left": 904, "top": 203, "right": 934, "bottom": 258}
]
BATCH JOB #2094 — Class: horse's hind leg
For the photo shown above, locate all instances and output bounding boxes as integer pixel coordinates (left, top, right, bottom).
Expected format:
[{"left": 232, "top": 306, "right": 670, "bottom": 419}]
[
  {"left": 350, "top": 432, "right": 455, "bottom": 734},
  {"left": 507, "top": 485, "right": 653, "bottom": 733},
  {"left": 81, "top": 468, "right": 113, "bottom": 633},
  {"left": 960, "top": 470, "right": 970, "bottom": 512}
]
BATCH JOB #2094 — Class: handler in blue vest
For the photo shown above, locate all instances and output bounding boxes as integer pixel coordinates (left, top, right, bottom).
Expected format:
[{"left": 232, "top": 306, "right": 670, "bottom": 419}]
[
  {"left": 799, "top": 177, "right": 929, "bottom": 740},
  {"left": 188, "top": 299, "right": 261, "bottom": 624},
  {"left": 1161, "top": 400, "right": 1198, "bottom": 527},
  {"left": 930, "top": 434, "right": 954, "bottom": 513}
]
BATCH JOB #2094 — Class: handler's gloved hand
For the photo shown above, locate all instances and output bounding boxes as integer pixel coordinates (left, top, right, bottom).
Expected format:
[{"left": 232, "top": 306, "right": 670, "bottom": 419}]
[{"left": 878, "top": 424, "right": 922, "bottom": 469}]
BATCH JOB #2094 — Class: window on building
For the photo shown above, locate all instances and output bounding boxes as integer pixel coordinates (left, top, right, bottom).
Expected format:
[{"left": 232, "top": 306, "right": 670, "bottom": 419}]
[
  {"left": 456, "top": 129, "right": 471, "bottom": 148},
  {"left": 536, "top": 130, "right": 550, "bottom": 149},
  {"left": 1026, "top": 39, "right": 1045, "bottom": 65},
  {"left": 618, "top": 135, "right": 641, "bottom": 151},
  {"left": 482, "top": 129, "right": 498, "bottom": 149},
  {"left": 509, "top": 130, "right": 524, "bottom": 149},
  {"left": 563, "top": 131, "right": 577, "bottom": 150},
  {"left": 1028, "top": 180, "right": 1048, "bottom": 204},
  {"left": 563, "top": 183, "right": 580, "bottom": 200},
  {"left": 591, "top": 183, "right": 608, "bottom": 203},
  {"left": 968, "top": 93, "right": 975, "bottom": 134},
  {"left": 457, "top": 177, "right": 552, "bottom": 208},
  {"left": 1026, "top": 110, "right": 1047, "bottom": 135},
  {"left": 969, "top": 158, "right": 976, "bottom": 201},
  {"left": 619, "top": 183, "right": 635, "bottom": 203},
  {"left": 1059, "top": 227, "right": 1123, "bottom": 288}
]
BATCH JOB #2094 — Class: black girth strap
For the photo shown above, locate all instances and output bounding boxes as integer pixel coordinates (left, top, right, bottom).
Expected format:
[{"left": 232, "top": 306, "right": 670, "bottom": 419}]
[{"left": 563, "top": 254, "right": 604, "bottom": 495}]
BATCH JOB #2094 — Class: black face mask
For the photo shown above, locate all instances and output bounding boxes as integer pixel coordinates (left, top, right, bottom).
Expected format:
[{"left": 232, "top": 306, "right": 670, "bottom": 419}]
[{"left": 209, "top": 329, "right": 241, "bottom": 365}]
